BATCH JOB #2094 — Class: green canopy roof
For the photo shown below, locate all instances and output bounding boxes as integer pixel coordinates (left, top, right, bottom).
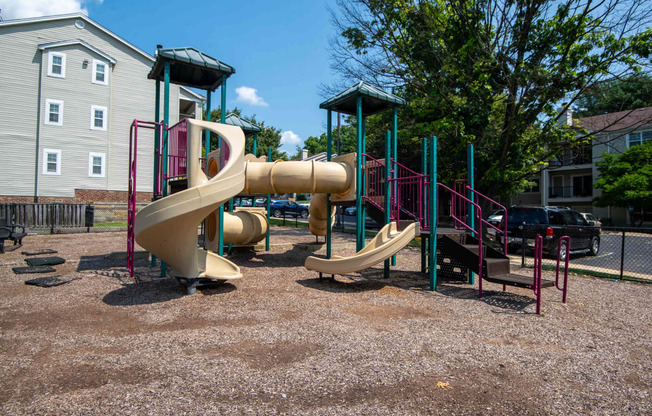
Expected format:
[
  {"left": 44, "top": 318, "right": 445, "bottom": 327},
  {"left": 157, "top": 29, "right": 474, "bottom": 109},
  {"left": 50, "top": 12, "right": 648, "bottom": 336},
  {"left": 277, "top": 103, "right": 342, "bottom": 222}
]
[
  {"left": 319, "top": 81, "right": 405, "bottom": 116},
  {"left": 148, "top": 47, "right": 235, "bottom": 91},
  {"left": 224, "top": 113, "right": 262, "bottom": 136}
]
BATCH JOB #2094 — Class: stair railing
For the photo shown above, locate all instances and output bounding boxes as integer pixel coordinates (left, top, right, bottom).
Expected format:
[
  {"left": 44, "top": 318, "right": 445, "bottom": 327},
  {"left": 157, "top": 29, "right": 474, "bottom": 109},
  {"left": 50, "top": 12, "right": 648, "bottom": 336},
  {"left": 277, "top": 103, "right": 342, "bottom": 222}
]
[
  {"left": 533, "top": 236, "right": 544, "bottom": 314},
  {"left": 362, "top": 154, "right": 391, "bottom": 216},
  {"left": 437, "top": 182, "right": 484, "bottom": 292},
  {"left": 555, "top": 236, "right": 571, "bottom": 303},
  {"left": 463, "top": 186, "right": 508, "bottom": 256}
]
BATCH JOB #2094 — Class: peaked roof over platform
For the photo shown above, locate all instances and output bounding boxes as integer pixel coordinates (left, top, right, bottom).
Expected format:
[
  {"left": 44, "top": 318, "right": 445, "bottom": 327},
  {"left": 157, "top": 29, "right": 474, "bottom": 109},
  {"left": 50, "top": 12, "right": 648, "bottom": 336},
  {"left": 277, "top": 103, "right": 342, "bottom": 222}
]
[
  {"left": 320, "top": 81, "right": 406, "bottom": 116},
  {"left": 224, "top": 113, "right": 262, "bottom": 136},
  {"left": 148, "top": 47, "right": 235, "bottom": 91}
]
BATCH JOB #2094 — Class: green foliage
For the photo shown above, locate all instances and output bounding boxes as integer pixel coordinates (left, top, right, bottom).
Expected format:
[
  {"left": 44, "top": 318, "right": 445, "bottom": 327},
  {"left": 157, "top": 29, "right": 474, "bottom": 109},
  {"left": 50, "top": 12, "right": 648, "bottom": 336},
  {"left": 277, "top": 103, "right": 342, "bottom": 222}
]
[
  {"left": 330, "top": 0, "right": 652, "bottom": 199},
  {"left": 594, "top": 141, "right": 652, "bottom": 210},
  {"left": 576, "top": 74, "right": 652, "bottom": 117},
  {"left": 292, "top": 123, "right": 358, "bottom": 158}
]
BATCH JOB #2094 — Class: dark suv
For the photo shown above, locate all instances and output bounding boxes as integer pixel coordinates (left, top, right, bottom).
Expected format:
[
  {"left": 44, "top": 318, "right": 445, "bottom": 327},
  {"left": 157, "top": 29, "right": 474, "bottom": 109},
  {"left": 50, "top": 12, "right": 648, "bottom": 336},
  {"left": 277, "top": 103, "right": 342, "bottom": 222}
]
[
  {"left": 270, "top": 200, "right": 309, "bottom": 218},
  {"left": 497, "top": 206, "right": 600, "bottom": 258}
]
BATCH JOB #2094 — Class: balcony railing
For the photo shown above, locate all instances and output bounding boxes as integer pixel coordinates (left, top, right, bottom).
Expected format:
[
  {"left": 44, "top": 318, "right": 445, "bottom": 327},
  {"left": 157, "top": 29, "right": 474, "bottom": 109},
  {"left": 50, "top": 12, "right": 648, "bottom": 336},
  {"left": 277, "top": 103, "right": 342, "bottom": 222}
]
[
  {"left": 548, "top": 186, "right": 592, "bottom": 198},
  {"left": 548, "top": 153, "right": 592, "bottom": 167}
]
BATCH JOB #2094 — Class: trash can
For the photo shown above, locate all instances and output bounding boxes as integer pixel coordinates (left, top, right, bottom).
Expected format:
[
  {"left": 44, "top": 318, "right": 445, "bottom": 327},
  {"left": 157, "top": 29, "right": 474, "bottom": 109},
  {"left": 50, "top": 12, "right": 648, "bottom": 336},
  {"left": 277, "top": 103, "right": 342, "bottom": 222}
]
[{"left": 85, "top": 205, "right": 95, "bottom": 229}]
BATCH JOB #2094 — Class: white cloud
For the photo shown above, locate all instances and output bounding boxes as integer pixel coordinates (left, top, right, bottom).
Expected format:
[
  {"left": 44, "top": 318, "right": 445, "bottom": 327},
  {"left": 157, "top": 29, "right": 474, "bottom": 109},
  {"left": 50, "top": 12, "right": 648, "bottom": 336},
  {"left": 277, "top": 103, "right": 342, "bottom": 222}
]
[
  {"left": 235, "top": 86, "right": 268, "bottom": 107},
  {"left": 280, "top": 131, "right": 301, "bottom": 146},
  {"left": 1, "top": 0, "right": 88, "bottom": 20}
]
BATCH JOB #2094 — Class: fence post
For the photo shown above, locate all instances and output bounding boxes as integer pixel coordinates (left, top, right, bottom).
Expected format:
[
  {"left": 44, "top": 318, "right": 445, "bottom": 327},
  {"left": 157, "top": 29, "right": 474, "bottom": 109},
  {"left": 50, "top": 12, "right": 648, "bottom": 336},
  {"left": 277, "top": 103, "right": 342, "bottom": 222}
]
[
  {"left": 620, "top": 230, "right": 626, "bottom": 280},
  {"left": 521, "top": 222, "right": 526, "bottom": 268}
]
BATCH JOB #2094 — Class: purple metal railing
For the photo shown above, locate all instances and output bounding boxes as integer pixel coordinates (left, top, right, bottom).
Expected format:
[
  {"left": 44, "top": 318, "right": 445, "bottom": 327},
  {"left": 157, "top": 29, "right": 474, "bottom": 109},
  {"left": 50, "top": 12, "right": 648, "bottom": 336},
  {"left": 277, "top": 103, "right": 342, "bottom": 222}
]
[
  {"left": 533, "top": 236, "right": 544, "bottom": 314},
  {"left": 165, "top": 119, "right": 188, "bottom": 180},
  {"left": 363, "top": 155, "right": 388, "bottom": 214},
  {"left": 555, "top": 236, "right": 570, "bottom": 304},
  {"left": 128, "top": 119, "right": 165, "bottom": 278}
]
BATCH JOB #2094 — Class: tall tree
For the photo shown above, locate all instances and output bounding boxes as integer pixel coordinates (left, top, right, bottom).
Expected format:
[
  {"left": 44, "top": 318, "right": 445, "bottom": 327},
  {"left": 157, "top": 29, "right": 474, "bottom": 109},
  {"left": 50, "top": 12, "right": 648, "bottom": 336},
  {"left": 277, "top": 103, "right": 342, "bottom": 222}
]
[
  {"left": 329, "top": 0, "right": 652, "bottom": 199},
  {"left": 594, "top": 141, "right": 652, "bottom": 225},
  {"left": 576, "top": 74, "right": 652, "bottom": 117}
]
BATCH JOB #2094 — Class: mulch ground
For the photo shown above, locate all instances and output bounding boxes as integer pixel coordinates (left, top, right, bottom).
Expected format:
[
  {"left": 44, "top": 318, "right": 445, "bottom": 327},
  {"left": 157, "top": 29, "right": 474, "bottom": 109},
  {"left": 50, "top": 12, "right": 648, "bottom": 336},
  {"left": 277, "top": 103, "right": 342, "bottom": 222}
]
[{"left": 0, "top": 228, "right": 650, "bottom": 415}]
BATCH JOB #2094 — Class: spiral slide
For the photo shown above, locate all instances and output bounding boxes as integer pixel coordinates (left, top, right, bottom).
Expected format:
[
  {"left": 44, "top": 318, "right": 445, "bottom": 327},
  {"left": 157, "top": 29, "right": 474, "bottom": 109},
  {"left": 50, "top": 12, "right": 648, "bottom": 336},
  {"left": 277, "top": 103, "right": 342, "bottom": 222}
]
[
  {"left": 304, "top": 221, "right": 420, "bottom": 275},
  {"left": 134, "top": 119, "right": 246, "bottom": 283}
]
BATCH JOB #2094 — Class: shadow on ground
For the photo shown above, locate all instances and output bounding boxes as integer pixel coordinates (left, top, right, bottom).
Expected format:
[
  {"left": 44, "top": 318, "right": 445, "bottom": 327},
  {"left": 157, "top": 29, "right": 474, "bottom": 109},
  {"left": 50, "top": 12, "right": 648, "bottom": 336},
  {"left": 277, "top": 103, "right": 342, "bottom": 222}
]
[
  {"left": 437, "top": 283, "right": 537, "bottom": 313},
  {"left": 102, "top": 278, "right": 236, "bottom": 306}
]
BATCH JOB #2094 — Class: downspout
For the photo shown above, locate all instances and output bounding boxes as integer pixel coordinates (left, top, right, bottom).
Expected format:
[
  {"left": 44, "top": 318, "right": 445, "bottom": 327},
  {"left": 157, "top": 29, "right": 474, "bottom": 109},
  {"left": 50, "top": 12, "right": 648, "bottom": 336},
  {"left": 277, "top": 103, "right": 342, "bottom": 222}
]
[{"left": 34, "top": 50, "right": 44, "bottom": 203}]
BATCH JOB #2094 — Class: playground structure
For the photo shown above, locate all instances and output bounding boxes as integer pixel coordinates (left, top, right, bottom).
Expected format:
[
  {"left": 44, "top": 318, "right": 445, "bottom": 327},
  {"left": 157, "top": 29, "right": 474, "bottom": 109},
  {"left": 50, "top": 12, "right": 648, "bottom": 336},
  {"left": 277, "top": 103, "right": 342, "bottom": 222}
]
[{"left": 127, "top": 47, "right": 570, "bottom": 312}]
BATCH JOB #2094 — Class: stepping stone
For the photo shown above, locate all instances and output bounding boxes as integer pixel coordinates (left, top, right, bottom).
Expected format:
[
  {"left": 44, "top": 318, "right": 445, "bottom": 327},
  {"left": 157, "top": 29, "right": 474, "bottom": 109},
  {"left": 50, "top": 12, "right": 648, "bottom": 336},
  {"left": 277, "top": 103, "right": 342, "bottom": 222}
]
[
  {"left": 25, "top": 256, "right": 66, "bottom": 267},
  {"left": 21, "top": 249, "right": 58, "bottom": 256},
  {"left": 24, "top": 276, "right": 80, "bottom": 287},
  {"left": 13, "top": 265, "right": 56, "bottom": 274}
]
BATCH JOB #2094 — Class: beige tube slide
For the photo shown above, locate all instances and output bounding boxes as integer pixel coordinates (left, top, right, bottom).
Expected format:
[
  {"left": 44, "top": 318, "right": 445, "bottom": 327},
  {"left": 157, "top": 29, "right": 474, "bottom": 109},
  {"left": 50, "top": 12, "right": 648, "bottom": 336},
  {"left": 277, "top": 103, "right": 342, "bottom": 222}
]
[{"left": 134, "top": 119, "right": 246, "bottom": 281}]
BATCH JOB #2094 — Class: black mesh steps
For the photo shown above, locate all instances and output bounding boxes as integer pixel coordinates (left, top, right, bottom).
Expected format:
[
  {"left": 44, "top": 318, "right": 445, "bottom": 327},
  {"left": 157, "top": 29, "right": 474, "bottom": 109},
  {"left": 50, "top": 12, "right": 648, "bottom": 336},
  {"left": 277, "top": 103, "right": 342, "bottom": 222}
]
[{"left": 484, "top": 273, "right": 555, "bottom": 289}]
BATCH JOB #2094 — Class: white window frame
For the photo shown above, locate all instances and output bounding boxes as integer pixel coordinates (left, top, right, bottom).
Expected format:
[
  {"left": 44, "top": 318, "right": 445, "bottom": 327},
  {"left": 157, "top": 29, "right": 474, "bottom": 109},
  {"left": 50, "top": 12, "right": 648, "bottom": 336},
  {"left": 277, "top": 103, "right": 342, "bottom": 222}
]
[
  {"left": 627, "top": 130, "right": 652, "bottom": 148},
  {"left": 43, "top": 149, "right": 61, "bottom": 176},
  {"left": 47, "top": 51, "right": 66, "bottom": 78},
  {"left": 88, "top": 152, "right": 106, "bottom": 178},
  {"left": 92, "top": 59, "right": 109, "bottom": 85},
  {"left": 90, "top": 105, "right": 108, "bottom": 131},
  {"left": 44, "top": 99, "right": 64, "bottom": 126}
]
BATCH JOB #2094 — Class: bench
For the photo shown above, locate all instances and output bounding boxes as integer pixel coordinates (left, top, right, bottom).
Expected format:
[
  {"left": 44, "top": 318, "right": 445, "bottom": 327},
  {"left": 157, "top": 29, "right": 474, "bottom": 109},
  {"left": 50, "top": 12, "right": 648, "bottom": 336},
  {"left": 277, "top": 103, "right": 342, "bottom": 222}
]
[{"left": 0, "top": 218, "right": 27, "bottom": 254}]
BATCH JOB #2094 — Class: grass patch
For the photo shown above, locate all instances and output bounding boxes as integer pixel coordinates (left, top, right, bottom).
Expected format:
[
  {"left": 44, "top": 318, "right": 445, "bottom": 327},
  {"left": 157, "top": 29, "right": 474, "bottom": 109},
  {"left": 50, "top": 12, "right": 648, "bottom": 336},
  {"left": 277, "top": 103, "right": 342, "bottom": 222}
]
[
  {"left": 541, "top": 264, "right": 650, "bottom": 284},
  {"left": 94, "top": 222, "right": 127, "bottom": 228}
]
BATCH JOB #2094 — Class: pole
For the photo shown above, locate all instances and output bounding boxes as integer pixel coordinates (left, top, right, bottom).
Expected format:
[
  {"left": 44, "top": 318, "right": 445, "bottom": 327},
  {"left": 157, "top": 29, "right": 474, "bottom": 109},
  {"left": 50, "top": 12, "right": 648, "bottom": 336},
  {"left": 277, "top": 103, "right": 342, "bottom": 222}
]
[
  {"left": 384, "top": 131, "right": 392, "bottom": 278},
  {"left": 429, "top": 136, "right": 438, "bottom": 291},
  {"left": 355, "top": 96, "right": 363, "bottom": 251},
  {"left": 266, "top": 147, "right": 271, "bottom": 251},
  {"left": 360, "top": 116, "right": 366, "bottom": 248},
  {"left": 218, "top": 74, "right": 227, "bottom": 256},
  {"left": 253, "top": 132, "right": 257, "bottom": 157},
  {"left": 467, "top": 143, "right": 475, "bottom": 285},
  {"left": 421, "top": 138, "right": 428, "bottom": 274},
  {"left": 326, "top": 110, "right": 332, "bottom": 259},
  {"left": 152, "top": 79, "right": 160, "bottom": 268},
  {"left": 391, "top": 106, "right": 398, "bottom": 266},
  {"left": 205, "top": 90, "right": 211, "bottom": 154},
  {"left": 161, "top": 60, "right": 170, "bottom": 277}
]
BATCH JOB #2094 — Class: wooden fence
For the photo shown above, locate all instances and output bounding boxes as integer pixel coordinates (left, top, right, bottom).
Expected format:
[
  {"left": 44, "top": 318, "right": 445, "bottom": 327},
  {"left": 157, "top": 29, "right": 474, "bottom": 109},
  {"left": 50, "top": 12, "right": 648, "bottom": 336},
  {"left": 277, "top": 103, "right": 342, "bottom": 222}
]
[{"left": 0, "top": 203, "right": 89, "bottom": 232}]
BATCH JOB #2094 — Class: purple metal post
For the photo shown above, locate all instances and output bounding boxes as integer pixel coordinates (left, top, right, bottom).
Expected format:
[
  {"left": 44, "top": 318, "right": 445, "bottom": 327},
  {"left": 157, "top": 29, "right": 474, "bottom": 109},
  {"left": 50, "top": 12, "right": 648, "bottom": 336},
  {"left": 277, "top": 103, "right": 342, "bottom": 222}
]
[
  {"left": 555, "top": 236, "right": 571, "bottom": 303},
  {"left": 533, "top": 236, "right": 543, "bottom": 314}
]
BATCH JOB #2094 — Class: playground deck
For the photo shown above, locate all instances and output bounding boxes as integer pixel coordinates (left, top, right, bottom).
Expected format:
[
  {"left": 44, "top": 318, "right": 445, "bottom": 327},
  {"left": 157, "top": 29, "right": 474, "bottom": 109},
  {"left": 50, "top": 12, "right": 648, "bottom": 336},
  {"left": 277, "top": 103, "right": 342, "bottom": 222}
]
[{"left": 0, "top": 229, "right": 650, "bottom": 415}]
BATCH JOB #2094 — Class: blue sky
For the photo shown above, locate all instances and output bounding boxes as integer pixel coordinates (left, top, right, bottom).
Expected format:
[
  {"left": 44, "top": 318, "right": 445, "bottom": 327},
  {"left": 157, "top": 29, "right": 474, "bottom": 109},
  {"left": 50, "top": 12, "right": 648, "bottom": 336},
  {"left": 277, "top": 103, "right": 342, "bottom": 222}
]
[{"left": 2, "top": 0, "right": 343, "bottom": 156}]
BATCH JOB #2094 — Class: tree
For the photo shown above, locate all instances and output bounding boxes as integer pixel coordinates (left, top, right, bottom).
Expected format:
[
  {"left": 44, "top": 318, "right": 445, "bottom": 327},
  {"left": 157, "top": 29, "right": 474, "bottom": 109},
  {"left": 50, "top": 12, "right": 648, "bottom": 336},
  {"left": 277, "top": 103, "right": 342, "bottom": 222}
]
[
  {"left": 576, "top": 74, "right": 652, "bottom": 117},
  {"left": 594, "top": 141, "right": 652, "bottom": 226},
  {"left": 329, "top": 0, "right": 652, "bottom": 199},
  {"left": 292, "top": 122, "right": 358, "bottom": 158}
]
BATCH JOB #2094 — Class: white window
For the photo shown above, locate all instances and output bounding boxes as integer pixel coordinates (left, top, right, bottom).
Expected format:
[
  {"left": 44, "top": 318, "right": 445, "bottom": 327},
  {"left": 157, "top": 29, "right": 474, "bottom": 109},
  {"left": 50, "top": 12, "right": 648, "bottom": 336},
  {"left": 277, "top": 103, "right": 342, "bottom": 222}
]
[
  {"left": 92, "top": 59, "right": 108, "bottom": 85},
  {"left": 47, "top": 51, "right": 66, "bottom": 78},
  {"left": 627, "top": 130, "right": 652, "bottom": 148},
  {"left": 88, "top": 152, "right": 105, "bottom": 177},
  {"left": 44, "top": 99, "right": 64, "bottom": 126},
  {"left": 43, "top": 149, "right": 61, "bottom": 175},
  {"left": 90, "top": 105, "right": 108, "bottom": 131}
]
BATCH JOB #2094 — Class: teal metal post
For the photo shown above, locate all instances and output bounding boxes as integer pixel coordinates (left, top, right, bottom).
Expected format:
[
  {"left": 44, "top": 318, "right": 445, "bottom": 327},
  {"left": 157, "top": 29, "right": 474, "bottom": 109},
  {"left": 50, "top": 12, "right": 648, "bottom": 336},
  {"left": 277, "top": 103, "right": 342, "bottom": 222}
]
[
  {"left": 467, "top": 143, "right": 475, "bottom": 285},
  {"left": 253, "top": 133, "right": 257, "bottom": 157},
  {"left": 355, "top": 96, "right": 363, "bottom": 251},
  {"left": 218, "top": 74, "right": 227, "bottom": 256},
  {"left": 391, "top": 106, "right": 398, "bottom": 265},
  {"left": 152, "top": 79, "right": 161, "bottom": 268},
  {"left": 429, "top": 136, "right": 438, "bottom": 291},
  {"left": 421, "top": 138, "right": 428, "bottom": 273},
  {"left": 204, "top": 90, "right": 211, "bottom": 154},
  {"left": 161, "top": 61, "right": 170, "bottom": 277},
  {"left": 266, "top": 147, "right": 271, "bottom": 251},
  {"left": 326, "top": 110, "right": 332, "bottom": 259},
  {"left": 384, "top": 131, "right": 392, "bottom": 278},
  {"left": 360, "top": 116, "right": 366, "bottom": 248}
]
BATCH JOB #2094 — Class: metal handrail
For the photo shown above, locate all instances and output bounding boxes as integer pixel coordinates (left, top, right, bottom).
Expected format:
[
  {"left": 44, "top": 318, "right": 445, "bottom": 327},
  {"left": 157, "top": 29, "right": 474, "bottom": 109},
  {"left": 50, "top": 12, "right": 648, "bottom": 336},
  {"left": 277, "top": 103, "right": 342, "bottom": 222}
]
[
  {"left": 464, "top": 186, "right": 508, "bottom": 255},
  {"left": 555, "top": 236, "right": 571, "bottom": 303},
  {"left": 533, "top": 236, "right": 544, "bottom": 314}
]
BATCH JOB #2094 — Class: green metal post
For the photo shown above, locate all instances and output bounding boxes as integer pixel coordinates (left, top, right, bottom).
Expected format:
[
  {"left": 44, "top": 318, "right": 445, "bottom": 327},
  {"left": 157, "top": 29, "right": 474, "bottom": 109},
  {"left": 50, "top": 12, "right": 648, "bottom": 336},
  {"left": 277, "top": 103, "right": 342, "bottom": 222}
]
[
  {"left": 467, "top": 143, "right": 475, "bottom": 285},
  {"left": 326, "top": 110, "right": 332, "bottom": 259},
  {"left": 253, "top": 133, "right": 257, "bottom": 157},
  {"left": 205, "top": 90, "right": 211, "bottom": 154},
  {"left": 429, "top": 136, "right": 438, "bottom": 291},
  {"left": 391, "top": 106, "right": 398, "bottom": 266},
  {"left": 152, "top": 79, "right": 160, "bottom": 268},
  {"left": 421, "top": 138, "right": 428, "bottom": 274},
  {"left": 161, "top": 61, "right": 170, "bottom": 277},
  {"left": 384, "top": 131, "right": 392, "bottom": 278},
  {"left": 266, "top": 147, "right": 271, "bottom": 251},
  {"left": 355, "top": 96, "right": 363, "bottom": 251},
  {"left": 360, "top": 116, "right": 366, "bottom": 249},
  {"left": 218, "top": 74, "right": 227, "bottom": 256}
]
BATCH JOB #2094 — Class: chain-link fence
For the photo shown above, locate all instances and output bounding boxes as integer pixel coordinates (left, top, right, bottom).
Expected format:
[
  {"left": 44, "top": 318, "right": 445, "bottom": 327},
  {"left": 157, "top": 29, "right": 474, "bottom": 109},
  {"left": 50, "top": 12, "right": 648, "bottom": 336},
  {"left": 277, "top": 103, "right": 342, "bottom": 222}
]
[
  {"left": 0, "top": 202, "right": 145, "bottom": 234},
  {"left": 512, "top": 224, "right": 652, "bottom": 282}
]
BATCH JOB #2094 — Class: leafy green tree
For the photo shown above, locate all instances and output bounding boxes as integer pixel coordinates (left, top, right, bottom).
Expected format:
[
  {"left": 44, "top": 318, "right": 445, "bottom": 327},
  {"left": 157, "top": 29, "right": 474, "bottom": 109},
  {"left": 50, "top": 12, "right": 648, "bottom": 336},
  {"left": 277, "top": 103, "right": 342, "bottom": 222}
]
[
  {"left": 329, "top": 0, "right": 652, "bottom": 199},
  {"left": 292, "top": 123, "right": 358, "bottom": 158},
  {"left": 594, "top": 141, "right": 652, "bottom": 226},
  {"left": 576, "top": 74, "right": 652, "bottom": 117}
]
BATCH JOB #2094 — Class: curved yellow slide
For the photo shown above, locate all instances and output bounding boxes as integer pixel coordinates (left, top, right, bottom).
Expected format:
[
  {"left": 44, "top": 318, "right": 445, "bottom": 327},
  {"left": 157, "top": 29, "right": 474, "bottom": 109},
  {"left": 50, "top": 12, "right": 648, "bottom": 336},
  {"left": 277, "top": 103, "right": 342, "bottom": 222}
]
[
  {"left": 304, "top": 221, "right": 420, "bottom": 275},
  {"left": 134, "top": 119, "right": 245, "bottom": 282}
]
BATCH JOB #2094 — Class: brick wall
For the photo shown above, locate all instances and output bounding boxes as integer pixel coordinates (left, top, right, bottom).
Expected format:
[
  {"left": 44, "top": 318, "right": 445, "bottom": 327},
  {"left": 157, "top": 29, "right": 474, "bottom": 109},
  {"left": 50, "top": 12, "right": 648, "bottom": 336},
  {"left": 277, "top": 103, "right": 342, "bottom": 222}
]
[{"left": 0, "top": 189, "right": 153, "bottom": 204}]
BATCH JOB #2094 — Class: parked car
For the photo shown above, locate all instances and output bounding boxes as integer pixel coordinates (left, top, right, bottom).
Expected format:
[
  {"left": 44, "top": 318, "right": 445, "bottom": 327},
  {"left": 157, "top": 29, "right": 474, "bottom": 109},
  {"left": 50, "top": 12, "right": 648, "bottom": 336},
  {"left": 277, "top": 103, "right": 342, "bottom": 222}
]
[
  {"left": 581, "top": 212, "right": 602, "bottom": 227},
  {"left": 487, "top": 210, "right": 504, "bottom": 227},
  {"left": 270, "top": 200, "right": 309, "bottom": 218},
  {"left": 497, "top": 206, "right": 601, "bottom": 259},
  {"left": 344, "top": 206, "right": 356, "bottom": 216}
]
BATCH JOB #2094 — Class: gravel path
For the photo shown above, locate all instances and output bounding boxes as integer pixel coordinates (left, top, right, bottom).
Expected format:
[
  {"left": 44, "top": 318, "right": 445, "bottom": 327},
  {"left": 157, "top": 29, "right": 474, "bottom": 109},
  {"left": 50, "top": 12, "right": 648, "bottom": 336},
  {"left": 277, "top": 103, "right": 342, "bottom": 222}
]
[{"left": 0, "top": 228, "right": 650, "bottom": 415}]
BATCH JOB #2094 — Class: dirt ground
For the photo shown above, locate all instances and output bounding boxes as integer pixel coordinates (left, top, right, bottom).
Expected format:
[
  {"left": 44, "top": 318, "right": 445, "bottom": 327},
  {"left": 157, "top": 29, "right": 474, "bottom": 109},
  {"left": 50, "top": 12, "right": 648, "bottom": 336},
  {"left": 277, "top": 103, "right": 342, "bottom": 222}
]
[{"left": 0, "top": 228, "right": 650, "bottom": 415}]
